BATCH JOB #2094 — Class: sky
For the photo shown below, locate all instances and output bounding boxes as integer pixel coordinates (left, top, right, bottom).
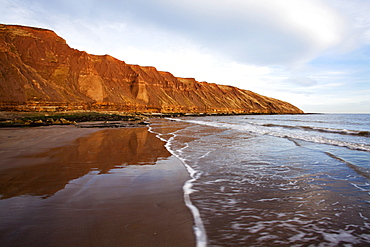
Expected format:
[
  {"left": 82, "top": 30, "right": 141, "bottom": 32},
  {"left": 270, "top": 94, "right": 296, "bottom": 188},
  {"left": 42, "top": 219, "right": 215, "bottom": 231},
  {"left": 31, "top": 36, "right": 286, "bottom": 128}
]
[{"left": 1, "top": 0, "right": 370, "bottom": 113}]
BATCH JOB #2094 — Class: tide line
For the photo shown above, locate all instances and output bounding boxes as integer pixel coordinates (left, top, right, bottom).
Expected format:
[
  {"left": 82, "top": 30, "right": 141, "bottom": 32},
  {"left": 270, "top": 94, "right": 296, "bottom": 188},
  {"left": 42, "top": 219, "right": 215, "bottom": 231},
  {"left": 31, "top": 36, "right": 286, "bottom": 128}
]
[{"left": 148, "top": 125, "right": 207, "bottom": 247}]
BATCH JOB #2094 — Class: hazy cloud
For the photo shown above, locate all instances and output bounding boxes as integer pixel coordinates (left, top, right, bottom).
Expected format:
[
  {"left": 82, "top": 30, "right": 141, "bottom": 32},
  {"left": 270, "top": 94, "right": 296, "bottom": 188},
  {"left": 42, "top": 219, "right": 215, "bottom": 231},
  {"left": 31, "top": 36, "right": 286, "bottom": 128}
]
[
  {"left": 285, "top": 76, "right": 318, "bottom": 87},
  {"left": 109, "top": 0, "right": 348, "bottom": 66},
  {"left": 0, "top": 0, "right": 356, "bottom": 66}
]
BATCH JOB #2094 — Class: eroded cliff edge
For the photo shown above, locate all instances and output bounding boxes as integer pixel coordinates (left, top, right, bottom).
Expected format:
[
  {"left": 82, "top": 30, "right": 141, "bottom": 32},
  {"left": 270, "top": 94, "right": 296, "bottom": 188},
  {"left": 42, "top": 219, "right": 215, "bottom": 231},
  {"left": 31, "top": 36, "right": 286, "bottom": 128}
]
[{"left": 0, "top": 24, "right": 303, "bottom": 114}]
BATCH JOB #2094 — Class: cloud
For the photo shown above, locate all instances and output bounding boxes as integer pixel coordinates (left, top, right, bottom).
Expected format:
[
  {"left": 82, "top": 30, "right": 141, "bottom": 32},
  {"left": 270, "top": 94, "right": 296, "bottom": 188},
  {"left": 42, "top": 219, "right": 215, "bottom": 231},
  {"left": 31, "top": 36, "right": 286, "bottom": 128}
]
[
  {"left": 0, "top": 0, "right": 44, "bottom": 27},
  {"left": 325, "top": 0, "right": 370, "bottom": 46},
  {"left": 116, "top": 0, "right": 348, "bottom": 66},
  {"left": 285, "top": 76, "right": 318, "bottom": 87},
  {"left": 0, "top": 0, "right": 352, "bottom": 67}
]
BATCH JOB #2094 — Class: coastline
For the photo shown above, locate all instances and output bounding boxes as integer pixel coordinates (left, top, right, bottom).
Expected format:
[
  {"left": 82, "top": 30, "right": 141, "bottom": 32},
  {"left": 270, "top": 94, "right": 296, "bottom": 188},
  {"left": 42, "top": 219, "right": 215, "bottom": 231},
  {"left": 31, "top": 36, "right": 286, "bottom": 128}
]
[
  {"left": 149, "top": 119, "right": 209, "bottom": 247},
  {"left": 0, "top": 124, "right": 196, "bottom": 246}
]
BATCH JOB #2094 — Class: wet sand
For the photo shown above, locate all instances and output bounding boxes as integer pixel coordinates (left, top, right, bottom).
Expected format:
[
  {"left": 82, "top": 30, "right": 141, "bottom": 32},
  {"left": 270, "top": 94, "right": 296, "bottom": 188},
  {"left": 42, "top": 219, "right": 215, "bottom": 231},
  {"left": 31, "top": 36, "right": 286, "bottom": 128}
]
[{"left": 0, "top": 125, "right": 195, "bottom": 247}]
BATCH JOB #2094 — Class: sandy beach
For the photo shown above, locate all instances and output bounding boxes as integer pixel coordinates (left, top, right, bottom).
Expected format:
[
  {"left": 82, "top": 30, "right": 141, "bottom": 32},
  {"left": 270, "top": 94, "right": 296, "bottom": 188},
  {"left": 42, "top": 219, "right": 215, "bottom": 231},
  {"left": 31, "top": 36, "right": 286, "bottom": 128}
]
[{"left": 0, "top": 125, "right": 195, "bottom": 246}]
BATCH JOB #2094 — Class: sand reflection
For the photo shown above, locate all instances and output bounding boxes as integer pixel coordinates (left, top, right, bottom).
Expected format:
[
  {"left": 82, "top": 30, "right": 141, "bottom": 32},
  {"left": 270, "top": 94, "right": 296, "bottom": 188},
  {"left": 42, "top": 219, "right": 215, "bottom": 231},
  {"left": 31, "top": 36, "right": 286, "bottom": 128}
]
[{"left": 0, "top": 127, "right": 170, "bottom": 199}]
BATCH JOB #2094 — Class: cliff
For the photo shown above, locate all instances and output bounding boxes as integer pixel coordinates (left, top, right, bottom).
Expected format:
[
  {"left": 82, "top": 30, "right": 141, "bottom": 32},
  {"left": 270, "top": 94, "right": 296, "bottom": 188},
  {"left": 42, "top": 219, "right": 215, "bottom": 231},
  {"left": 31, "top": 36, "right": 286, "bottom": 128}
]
[{"left": 0, "top": 24, "right": 303, "bottom": 114}]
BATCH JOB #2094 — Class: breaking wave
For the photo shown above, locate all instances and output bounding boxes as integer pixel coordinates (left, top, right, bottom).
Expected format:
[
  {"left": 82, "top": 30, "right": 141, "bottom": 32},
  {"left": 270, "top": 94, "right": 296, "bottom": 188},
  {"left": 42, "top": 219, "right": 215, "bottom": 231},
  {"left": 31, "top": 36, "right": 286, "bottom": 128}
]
[{"left": 170, "top": 118, "right": 370, "bottom": 152}]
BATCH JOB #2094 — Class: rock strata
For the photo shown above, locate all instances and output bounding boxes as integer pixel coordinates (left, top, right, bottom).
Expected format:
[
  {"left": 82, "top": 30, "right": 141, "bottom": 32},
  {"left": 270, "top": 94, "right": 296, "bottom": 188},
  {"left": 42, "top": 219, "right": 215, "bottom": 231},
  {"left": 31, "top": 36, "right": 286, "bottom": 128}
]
[{"left": 0, "top": 24, "right": 303, "bottom": 114}]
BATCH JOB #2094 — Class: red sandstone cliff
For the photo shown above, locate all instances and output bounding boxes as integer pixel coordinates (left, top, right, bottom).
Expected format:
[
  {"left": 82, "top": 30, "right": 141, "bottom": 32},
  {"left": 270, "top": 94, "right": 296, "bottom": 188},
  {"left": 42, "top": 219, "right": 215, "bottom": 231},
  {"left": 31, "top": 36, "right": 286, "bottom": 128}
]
[{"left": 0, "top": 24, "right": 303, "bottom": 114}]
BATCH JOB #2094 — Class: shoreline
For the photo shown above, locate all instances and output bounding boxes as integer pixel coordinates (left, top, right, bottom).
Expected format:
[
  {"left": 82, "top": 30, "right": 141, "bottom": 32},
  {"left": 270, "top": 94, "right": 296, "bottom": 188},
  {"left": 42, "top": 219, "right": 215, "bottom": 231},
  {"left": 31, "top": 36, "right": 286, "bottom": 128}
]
[
  {"left": 148, "top": 121, "right": 208, "bottom": 247},
  {"left": 0, "top": 124, "right": 196, "bottom": 246}
]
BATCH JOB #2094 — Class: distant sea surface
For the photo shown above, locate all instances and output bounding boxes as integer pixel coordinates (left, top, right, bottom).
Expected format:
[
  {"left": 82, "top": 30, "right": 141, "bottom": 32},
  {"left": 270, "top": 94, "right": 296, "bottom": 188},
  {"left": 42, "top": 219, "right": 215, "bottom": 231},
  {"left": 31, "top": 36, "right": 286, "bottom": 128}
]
[{"left": 150, "top": 114, "right": 370, "bottom": 246}]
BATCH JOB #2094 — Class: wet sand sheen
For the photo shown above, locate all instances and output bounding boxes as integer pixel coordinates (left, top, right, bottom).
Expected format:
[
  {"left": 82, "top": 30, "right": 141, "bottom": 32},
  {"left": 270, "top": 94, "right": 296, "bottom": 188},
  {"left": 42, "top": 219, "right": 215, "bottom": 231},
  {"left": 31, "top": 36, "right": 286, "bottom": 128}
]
[{"left": 0, "top": 126, "right": 195, "bottom": 247}]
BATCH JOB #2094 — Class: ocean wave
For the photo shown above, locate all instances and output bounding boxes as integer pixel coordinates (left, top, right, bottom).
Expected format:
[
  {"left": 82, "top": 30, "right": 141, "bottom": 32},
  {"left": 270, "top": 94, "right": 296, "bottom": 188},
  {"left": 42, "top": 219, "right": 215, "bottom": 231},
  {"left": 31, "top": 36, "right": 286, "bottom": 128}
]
[
  {"left": 249, "top": 122, "right": 370, "bottom": 137},
  {"left": 325, "top": 152, "right": 370, "bottom": 180},
  {"left": 174, "top": 118, "right": 370, "bottom": 152},
  {"left": 245, "top": 115, "right": 367, "bottom": 126},
  {"left": 245, "top": 117, "right": 329, "bottom": 124}
]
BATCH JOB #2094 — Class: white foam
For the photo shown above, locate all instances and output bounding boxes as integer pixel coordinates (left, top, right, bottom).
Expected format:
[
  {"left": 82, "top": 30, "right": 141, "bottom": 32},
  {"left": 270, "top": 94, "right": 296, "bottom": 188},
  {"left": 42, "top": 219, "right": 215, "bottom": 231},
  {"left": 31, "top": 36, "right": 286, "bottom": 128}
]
[
  {"left": 350, "top": 182, "right": 370, "bottom": 192},
  {"left": 359, "top": 213, "right": 369, "bottom": 220},
  {"left": 288, "top": 232, "right": 306, "bottom": 242},
  {"left": 257, "top": 198, "right": 282, "bottom": 202},
  {"left": 322, "top": 229, "right": 360, "bottom": 245}
]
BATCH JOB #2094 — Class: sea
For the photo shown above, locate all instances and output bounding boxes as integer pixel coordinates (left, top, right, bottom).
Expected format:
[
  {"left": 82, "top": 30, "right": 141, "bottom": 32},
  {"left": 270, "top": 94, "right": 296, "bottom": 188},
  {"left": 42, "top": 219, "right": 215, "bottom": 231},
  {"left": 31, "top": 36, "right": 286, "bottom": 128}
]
[{"left": 149, "top": 114, "right": 370, "bottom": 247}]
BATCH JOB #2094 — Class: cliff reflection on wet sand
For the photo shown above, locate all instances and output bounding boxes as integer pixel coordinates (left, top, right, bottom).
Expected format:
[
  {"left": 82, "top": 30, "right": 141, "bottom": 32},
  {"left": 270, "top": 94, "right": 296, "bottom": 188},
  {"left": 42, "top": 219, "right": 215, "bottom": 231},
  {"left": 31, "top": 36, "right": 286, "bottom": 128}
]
[
  {"left": 0, "top": 126, "right": 195, "bottom": 247},
  {"left": 0, "top": 127, "right": 170, "bottom": 199}
]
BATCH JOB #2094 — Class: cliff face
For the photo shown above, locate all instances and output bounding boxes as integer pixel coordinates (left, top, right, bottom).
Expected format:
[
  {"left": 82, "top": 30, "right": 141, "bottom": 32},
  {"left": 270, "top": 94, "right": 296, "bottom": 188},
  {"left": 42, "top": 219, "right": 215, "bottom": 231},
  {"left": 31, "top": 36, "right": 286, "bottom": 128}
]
[{"left": 0, "top": 24, "right": 303, "bottom": 114}]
